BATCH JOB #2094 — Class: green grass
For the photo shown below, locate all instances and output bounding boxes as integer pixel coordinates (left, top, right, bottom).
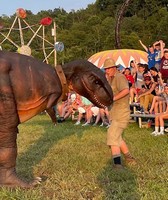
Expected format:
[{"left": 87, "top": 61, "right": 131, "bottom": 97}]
[{"left": 0, "top": 115, "right": 168, "bottom": 200}]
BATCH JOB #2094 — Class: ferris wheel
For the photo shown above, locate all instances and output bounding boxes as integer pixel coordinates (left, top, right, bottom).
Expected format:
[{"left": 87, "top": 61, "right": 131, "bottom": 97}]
[{"left": 0, "top": 8, "right": 64, "bottom": 66}]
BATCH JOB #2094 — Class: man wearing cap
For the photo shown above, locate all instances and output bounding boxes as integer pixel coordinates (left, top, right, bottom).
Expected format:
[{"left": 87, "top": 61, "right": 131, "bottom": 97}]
[{"left": 103, "top": 58, "right": 136, "bottom": 169}]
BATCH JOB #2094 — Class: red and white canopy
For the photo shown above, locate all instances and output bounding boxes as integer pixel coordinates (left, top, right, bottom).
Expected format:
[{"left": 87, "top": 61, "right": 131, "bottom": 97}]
[{"left": 88, "top": 49, "right": 148, "bottom": 68}]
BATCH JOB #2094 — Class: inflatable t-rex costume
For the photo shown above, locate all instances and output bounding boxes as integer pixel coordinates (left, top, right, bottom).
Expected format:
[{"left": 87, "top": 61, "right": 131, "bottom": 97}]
[{"left": 0, "top": 50, "right": 113, "bottom": 188}]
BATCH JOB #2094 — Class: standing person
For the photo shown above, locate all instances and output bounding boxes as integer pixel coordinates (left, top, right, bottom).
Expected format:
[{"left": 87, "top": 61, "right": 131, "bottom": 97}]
[
  {"left": 123, "top": 67, "right": 135, "bottom": 103},
  {"left": 123, "top": 67, "right": 135, "bottom": 88},
  {"left": 160, "top": 40, "right": 168, "bottom": 83},
  {"left": 129, "top": 63, "right": 146, "bottom": 103},
  {"left": 129, "top": 60, "right": 138, "bottom": 79},
  {"left": 139, "top": 40, "right": 156, "bottom": 69},
  {"left": 153, "top": 40, "right": 163, "bottom": 71},
  {"left": 103, "top": 58, "right": 136, "bottom": 169}
]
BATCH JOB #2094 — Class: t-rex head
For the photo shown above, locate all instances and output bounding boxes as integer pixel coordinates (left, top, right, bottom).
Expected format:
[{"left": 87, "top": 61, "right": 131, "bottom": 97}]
[{"left": 62, "top": 60, "right": 113, "bottom": 108}]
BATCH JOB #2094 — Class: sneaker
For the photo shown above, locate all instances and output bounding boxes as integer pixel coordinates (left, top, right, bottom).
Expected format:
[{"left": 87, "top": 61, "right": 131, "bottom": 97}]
[
  {"left": 154, "top": 131, "right": 164, "bottom": 136},
  {"left": 99, "top": 122, "right": 104, "bottom": 127},
  {"left": 74, "top": 121, "right": 80, "bottom": 125},
  {"left": 104, "top": 121, "right": 110, "bottom": 126},
  {"left": 99, "top": 122, "right": 110, "bottom": 127},
  {"left": 82, "top": 122, "right": 90, "bottom": 126},
  {"left": 164, "top": 127, "right": 168, "bottom": 132},
  {"left": 92, "top": 123, "right": 97, "bottom": 126},
  {"left": 135, "top": 110, "right": 144, "bottom": 114},
  {"left": 57, "top": 117, "right": 65, "bottom": 123},
  {"left": 151, "top": 131, "right": 159, "bottom": 135}
]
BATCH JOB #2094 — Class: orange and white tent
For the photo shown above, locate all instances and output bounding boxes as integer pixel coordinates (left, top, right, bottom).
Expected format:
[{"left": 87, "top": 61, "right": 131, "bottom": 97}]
[{"left": 88, "top": 49, "right": 148, "bottom": 68}]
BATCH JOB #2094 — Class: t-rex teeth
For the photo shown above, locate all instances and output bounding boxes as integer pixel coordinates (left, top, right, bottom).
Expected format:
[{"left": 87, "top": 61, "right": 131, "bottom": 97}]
[{"left": 81, "top": 79, "right": 106, "bottom": 107}]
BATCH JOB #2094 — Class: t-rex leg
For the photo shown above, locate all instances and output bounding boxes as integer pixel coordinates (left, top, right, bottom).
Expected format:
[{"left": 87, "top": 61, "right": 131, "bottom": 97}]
[
  {"left": 0, "top": 70, "right": 41, "bottom": 188},
  {"left": 46, "top": 107, "right": 57, "bottom": 125}
]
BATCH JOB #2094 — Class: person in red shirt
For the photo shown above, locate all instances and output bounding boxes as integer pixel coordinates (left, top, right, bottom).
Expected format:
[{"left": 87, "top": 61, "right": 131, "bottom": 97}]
[
  {"left": 123, "top": 68, "right": 135, "bottom": 87},
  {"left": 123, "top": 68, "right": 136, "bottom": 103}
]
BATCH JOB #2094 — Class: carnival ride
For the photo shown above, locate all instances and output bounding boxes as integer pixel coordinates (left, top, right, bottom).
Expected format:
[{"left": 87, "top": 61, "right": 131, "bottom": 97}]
[{"left": 0, "top": 8, "right": 64, "bottom": 66}]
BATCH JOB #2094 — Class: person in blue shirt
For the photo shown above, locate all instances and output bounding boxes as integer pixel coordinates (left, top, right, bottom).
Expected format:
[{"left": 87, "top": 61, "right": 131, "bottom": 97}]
[{"left": 139, "top": 40, "right": 156, "bottom": 69}]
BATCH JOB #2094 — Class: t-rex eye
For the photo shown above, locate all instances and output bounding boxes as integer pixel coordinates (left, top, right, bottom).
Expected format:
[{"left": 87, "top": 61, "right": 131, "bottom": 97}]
[{"left": 95, "top": 80, "right": 100, "bottom": 84}]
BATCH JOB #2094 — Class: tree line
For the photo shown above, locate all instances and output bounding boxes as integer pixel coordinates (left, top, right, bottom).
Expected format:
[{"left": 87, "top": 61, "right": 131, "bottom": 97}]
[{"left": 0, "top": 0, "right": 167, "bottom": 65}]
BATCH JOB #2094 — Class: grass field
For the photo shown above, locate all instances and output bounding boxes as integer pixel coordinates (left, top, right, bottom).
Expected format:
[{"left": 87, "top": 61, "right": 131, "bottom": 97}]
[{"left": 0, "top": 114, "right": 168, "bottom": 200}]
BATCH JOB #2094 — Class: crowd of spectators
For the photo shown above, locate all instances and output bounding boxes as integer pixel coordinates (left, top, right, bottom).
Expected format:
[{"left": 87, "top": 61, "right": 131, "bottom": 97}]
[
  {"left": 128, "top": 40, "right": 168, "bottom": 135},
  {"left": 55, "top": 92, "right": 110, "bottom": 127},
  {"left": 54, "top": 40, "right": 168, "bottom": 135}
]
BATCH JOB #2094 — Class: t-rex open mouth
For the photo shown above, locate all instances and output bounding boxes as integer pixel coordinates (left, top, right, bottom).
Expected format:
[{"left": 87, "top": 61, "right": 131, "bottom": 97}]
[{"left": 81, "top": 78, "right": 106, "bottom": 108}]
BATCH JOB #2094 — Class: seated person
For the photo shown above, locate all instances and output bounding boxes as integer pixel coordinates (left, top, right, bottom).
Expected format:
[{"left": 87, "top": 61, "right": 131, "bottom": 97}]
[
  {"left": 83, "top": 105, "right": 100, "bottom": 126},
  {"left": 149, "top": 83, "right": 168, "bottom": 114},
  {"left": 151, "top": 104, "right": 168, "bottom": 136},
  {"left": 63, "top": 93, "right": 81, "bottom": 120},
  {"left": 58, "top": 93, "right": 81, "bottom": 122},
  {"left": 97, "top": 107, "right": 110, "bottom": 127},
  {"left": 74, "top": 96, "right": 92, "bottom": 125},
  {"left": 56, "top": 99, "right": 70, "bottom": 121},
  {"left": 137, "top": 76, "right": 157, "bottom": 113},
  {"left": 149, "top": 67, "right": 161, "bottom": 83}
]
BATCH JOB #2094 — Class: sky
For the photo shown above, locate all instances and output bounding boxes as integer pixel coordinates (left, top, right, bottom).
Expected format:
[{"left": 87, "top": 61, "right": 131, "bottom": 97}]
[{"left": 0, "top": 0, "right": 96, "bottom": 16}]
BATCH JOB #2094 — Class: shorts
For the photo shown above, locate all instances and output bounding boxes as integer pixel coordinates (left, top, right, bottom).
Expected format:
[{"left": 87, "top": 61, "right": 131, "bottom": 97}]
[
  {"left": 107, "top": 120, "right": 128, "bottom": 147},
  {"left": 78, "top": 107, "right": 86, "bottom": 114},
  {"left": 91, "top": 106, "right": 99, "bottom": 116}
]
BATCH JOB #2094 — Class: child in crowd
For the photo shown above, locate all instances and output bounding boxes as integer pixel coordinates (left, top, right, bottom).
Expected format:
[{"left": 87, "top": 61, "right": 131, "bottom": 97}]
[
  {"left": 57, "top": 93, "right": 81, "bottom": 122},
  {"left": 123, "top": 68, "right": 135, "bottom": 88},
  {"left": 74, "top": 96, "right": 92, "bottom": 126},
  {"left": 123, "top": 68, "right": 135, "bottom": 103},
  {"left": 129, "top": 63, "right": 146, "bottom": 103},
  {"left": 130, "top": 60, "right": 138, "bottom": 79}
]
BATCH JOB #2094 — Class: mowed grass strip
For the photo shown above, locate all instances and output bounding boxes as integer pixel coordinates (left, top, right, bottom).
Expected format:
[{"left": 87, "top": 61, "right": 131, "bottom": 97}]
[{"left": 0, "top": 114, "right": 167, "bottom": 200}]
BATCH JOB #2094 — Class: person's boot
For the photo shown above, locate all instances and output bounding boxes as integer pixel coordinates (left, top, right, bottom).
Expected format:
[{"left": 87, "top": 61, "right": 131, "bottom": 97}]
[
  {"left": 124, "top": 153, "right": 136, "bottom": 166},
  {"left": 113, "top": 164, "right": 124, "bottom": 170}
]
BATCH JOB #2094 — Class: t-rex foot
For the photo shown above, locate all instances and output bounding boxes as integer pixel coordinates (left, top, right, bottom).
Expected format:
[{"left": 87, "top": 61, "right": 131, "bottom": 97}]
[{"left": 0, "top": 168, "right": 42, "bottom": 189}]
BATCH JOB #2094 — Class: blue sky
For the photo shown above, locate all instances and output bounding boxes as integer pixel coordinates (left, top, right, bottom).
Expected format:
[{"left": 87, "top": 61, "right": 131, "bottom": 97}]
[{"left": 0, "top": 0, "right": 96, "bottom": 16}]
